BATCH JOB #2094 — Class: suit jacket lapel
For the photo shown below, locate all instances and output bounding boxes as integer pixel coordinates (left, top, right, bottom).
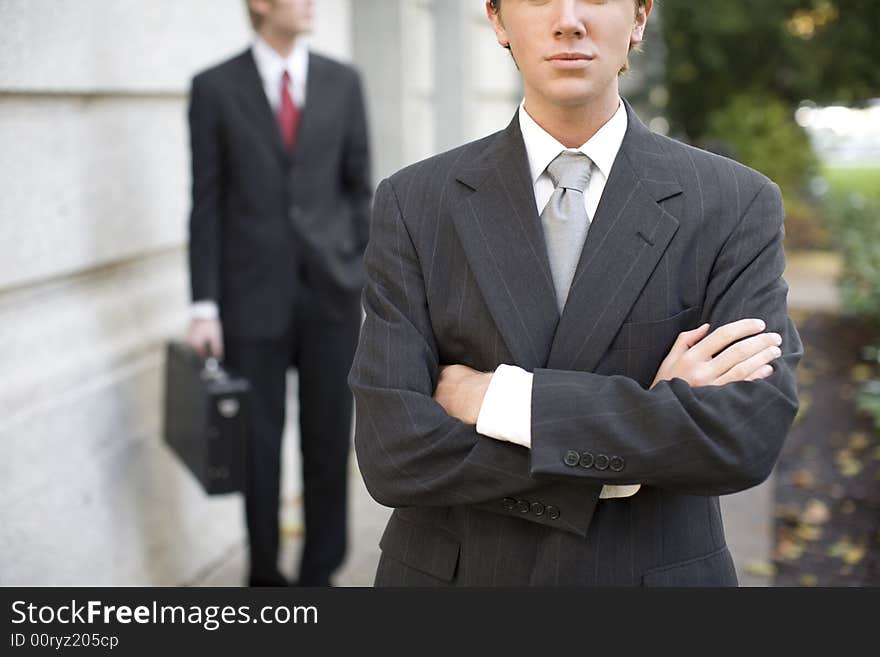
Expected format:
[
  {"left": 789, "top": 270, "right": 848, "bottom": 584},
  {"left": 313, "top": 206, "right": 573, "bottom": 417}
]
[
  {"left": 547, "top": 101, "right": 683, "bottom": 372},
  {"left": 288, "top": 54, "right": 327, "bottom": 163},
  {"left": 452, "top": 115, "right": 560, "bottom": 371},
  {"left": 232, "top": 49, "right": 287, "bottom": 162}
]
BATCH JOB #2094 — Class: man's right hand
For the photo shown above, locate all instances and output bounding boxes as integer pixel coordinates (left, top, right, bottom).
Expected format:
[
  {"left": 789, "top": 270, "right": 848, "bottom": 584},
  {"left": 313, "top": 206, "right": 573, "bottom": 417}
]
[
  {"left": 651, "top": 318, "right": 782, "bottom": 389},
  {"left": 187, "top": 319, "right": 224, "bottom": 360}
]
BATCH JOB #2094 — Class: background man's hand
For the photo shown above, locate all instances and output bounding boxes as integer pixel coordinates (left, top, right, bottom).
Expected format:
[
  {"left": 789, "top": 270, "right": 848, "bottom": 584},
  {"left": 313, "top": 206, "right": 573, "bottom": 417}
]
[
  {"left": 433, "top": 364, "right": 493, "bottom": 425},
  {"left": 651, "top": 318, "right": 782, "bottom": 389},
  {"left": 187, "top": 318, "right": 224, "bottom": 360}
]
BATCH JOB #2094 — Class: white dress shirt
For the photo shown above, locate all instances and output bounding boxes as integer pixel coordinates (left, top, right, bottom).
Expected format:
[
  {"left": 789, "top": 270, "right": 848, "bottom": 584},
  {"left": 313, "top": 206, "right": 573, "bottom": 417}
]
[
  {"left": 475, "top": 99, "right": 641, "bottom": 500},
  {"left": 190, "top": 36, "right": 310, "bottom": 320}
]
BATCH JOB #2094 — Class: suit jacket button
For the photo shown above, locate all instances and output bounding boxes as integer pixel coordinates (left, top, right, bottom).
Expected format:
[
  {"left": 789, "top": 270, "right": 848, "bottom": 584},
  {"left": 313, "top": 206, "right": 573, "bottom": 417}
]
[
  {"left": 610, "top": 456, "right": 626, "bottom": 472},
  {"left": 546, "top": 505, "right": 561, "bottom": 520},
  {"left": 564, "top": 450, "right": 580, "bottom": 467},
  {"left": 530, "top": 502, "right": 546, "bottom": 516},
  {"left": 579, "top": 452, "right": 594, "bottom": 468},
  {"left": 502, "top": 497, "right": 517, "bottom": 510},
  {"left": 594, "top": 454, "right": 610, "bottom": 470},
  {"left": 515, "top": 500, "right": 531, "bottom": 514}
]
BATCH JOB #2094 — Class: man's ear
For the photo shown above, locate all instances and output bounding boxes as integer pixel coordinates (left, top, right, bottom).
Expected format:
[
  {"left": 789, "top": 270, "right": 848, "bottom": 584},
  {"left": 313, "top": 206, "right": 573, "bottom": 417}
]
[
  {"left": 486, "top": 1, "right": 509, "bottom": 48},
  {"left": 249, "top": 0, "right": 271, "bottom": 22},
  {"left": 630, "top": 0, "right": 653, "bottom": 47}
]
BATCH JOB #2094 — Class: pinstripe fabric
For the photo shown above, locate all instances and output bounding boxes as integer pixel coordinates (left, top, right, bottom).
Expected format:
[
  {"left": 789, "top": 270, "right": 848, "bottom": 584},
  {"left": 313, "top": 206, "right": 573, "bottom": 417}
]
[{"left": 349, "top": 100, "right": 802, "bottom": 587}]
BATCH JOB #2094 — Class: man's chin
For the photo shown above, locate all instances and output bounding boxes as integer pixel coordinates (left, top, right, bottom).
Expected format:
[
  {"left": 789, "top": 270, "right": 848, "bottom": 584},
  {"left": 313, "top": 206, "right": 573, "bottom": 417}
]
[{"left": 542, "top": 79, "right": 618, "bottom": 109}]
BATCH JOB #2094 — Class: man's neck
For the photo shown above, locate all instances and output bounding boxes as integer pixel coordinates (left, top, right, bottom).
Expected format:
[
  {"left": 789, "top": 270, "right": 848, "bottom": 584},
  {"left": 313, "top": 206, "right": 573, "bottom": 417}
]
[
  {"left": 257, "top": 27, "right": 300, "bottom": 59},
  {"left": 523, "top": 87, "right": 621, "bottom": 148}
]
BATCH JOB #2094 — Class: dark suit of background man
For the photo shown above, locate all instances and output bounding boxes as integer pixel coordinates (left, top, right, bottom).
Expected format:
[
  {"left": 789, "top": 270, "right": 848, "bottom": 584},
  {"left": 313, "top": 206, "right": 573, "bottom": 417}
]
[
  {"left": 187, "top": 0, "right": 371, "bottom": 586},
  {"left": 349, "top": 0, "right": 802, "bottom": 586}
]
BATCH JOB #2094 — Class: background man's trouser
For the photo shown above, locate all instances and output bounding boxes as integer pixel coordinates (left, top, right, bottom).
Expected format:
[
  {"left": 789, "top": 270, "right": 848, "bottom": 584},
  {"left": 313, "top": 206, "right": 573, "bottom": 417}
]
[{"left": 225, "top": 283, "right": 361, "bottom": 586}]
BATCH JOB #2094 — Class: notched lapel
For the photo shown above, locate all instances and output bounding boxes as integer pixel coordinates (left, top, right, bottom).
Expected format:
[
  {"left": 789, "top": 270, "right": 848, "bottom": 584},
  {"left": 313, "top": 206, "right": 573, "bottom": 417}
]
[
  {"left": 233, "top": 51, "right": 287, "bottom": 161},
  {"left": 286, "top": 54, "right": 326, "bottom": 163},
  {"left": 548, "top": 107, "right": 682, "bottom": 373},
  {"left": 451, "top": 118, "right": 559, "bottom": 371}
]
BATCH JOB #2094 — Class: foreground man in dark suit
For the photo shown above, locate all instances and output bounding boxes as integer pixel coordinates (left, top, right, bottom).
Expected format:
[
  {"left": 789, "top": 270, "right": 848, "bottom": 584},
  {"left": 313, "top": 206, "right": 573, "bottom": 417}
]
[
  {"left": 349, "top": 0, "right": 802, "bottom": 587},
  {"left": 187, "top": 0, "right": 371, "bottom": 586}
]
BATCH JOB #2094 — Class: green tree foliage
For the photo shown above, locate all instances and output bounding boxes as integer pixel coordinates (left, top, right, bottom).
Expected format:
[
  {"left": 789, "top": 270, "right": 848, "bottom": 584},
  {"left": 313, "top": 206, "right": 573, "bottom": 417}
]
[
  {"left": 662, "top": 0, "right": 880, "bottom": 141},
  {"left": 705, "top": 94, "right": 819, "bottom": 192}
]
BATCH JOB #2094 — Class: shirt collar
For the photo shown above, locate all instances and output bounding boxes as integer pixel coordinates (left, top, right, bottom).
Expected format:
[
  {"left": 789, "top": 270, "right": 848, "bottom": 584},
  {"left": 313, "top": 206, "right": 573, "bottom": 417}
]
[
  {"left": 251, "top": 34, "right": 309, "bottom": 86},
  {"left": 518, "top": 98, "right": 628, "bottom": 185}
]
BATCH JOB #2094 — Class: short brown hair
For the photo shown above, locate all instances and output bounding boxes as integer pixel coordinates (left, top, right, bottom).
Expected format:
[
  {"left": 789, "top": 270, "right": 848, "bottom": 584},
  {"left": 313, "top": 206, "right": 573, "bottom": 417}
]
[{"left": 489, "top": 0, "right": 647, "bottom": 12}]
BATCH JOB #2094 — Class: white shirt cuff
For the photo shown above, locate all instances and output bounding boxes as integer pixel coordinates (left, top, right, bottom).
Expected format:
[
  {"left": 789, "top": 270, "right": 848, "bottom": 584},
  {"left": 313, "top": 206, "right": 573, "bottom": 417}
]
[
  {"left": 476, "top": 364, "right": 641, "bottom": 499},
  {"left": 191, "top": 300, "right": 219, "bottom": 321},
  {"left": 476, "top": 364, "right": 533, "bottom": 448}
]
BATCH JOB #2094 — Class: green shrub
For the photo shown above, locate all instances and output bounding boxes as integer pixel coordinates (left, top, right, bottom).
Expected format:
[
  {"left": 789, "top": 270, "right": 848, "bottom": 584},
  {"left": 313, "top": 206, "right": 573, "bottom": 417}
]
[
  {"left": 704, "top": 93, "right": 820, "bottom": 195},
  {"left": 704, "top": 94, "right": 830, "bottom": 249},
  {"left": 825, "top": 193, "right": 880, "bottom": 323}
]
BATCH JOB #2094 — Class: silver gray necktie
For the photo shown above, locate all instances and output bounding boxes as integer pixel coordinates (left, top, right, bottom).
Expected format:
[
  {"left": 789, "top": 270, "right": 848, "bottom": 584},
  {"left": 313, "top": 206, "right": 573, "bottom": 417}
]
[{"left": 541, "top": 151, "right": 593, "bottom": 313}]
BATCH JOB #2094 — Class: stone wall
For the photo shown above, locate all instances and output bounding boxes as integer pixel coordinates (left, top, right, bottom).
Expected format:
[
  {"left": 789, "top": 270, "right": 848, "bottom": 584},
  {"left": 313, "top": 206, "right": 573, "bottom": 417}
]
[{"left": 0, "top": 0, "right": 351, "bottom": 586}]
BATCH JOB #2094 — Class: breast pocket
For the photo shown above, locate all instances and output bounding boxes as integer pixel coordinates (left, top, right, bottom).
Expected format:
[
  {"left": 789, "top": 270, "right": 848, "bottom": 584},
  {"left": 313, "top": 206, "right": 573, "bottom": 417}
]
[
  {"left": 608, "top": 304, "right": 703, "bottom": 353},
  {"left": 597, "top": 305, "right": 703, "bottom": 384}
]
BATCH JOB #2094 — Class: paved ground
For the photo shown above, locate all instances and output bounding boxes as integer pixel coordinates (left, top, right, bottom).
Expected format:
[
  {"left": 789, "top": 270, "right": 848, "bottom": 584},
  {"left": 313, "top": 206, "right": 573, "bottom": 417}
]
[{"left": 197, "top": 251, "right": 841, "bottom": 587}]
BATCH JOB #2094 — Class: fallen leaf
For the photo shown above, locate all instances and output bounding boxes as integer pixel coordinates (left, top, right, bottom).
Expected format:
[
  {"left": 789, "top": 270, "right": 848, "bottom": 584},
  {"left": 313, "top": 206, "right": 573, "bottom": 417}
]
[
  {"left": 801, "top": 499, "right": 830, "bottom": 525},
  {"left": 851, "top": 364, "right": 874, "bottom": 383},
  {"left": 775, "top": 504, "right": 801, "bottom": 525},
  {"left": 280, "top": 520, "right": 304, "bottom": 539},
  {"left": 799, "top": 574, "right": 818, "bottom": 587},
  {"left": 835, "top": 449, "right": 863, "bottom": 477},
  {"left": 849, "top": 432, "right": 870, "bottom": 450},
  {"left": 843, "top": 545, "right": 865, "bottom": 565},
  {"left": 828, "top": 537, "right": 866, "bottom": 565},
  {"left": 745, "top": 560, "right": 776, "bottom": 578},
  {"left": 797, "top": 367, "right": 815, "bottom": 386},
  {"left": 792, "top": 469, "right": 816, "bottom": 489},
  {"left": 796, "top": 525, "right": 822, "bottom": 541},
  {"left": 776, "top": 538, "right": 804, "bottom": 561}
]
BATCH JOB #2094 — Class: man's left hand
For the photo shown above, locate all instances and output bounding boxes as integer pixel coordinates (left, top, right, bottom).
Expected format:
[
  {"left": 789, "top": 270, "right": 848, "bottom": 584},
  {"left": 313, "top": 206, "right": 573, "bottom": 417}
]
[{"left": 433, "top": 365, "right": 493, "bottom": 425}]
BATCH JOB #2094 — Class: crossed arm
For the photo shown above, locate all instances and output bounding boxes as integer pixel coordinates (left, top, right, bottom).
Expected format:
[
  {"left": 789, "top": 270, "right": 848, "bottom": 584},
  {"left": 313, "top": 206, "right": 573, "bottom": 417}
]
[
  {"left": 434, "top": 317, "right": 785, "bottom": 428},
  {"left": 349, "top": 176, "right": 802, "bottom": 531}
]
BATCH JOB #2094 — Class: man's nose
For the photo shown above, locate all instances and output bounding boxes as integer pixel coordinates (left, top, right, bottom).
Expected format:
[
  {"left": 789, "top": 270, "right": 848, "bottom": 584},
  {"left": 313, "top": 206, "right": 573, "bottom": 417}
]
[{"left": 552, "top": 0, "right": 586, "bottom": 39}]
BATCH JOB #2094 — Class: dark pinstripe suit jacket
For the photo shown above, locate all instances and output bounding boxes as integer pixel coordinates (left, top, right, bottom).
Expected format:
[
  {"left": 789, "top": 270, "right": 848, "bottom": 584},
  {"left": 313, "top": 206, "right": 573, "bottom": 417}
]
[{"left": 348, "top": 101, "right": 802, "bottom": 586}]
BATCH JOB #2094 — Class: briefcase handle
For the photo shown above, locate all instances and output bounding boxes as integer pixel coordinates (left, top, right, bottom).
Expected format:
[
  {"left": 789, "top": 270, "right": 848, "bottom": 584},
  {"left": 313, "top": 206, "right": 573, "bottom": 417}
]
[{"left": 202, "top": 343, "right": 225, "bottom": 382}]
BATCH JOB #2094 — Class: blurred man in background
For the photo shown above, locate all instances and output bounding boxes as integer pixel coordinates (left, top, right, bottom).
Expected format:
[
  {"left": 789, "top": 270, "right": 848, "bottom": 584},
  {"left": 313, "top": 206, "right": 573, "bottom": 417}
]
[{"left": 186, "top": 0, "right": 371, "bottom": 586}]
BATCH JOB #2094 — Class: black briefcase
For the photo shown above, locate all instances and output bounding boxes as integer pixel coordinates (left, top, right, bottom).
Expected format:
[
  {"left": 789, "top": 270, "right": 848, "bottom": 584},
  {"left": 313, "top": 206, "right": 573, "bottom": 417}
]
[{"left": 162, "top": 341, "right": 250, "bottom": 494}]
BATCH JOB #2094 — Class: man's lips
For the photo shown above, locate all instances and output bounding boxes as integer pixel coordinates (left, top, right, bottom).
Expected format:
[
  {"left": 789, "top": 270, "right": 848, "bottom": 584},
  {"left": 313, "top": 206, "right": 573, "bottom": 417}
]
[
  {"left": 547, "top": 52, "right": 593, "bottom": 61},
  {"left": 546, "top": 53, "right": 594, "bottom": 69}
]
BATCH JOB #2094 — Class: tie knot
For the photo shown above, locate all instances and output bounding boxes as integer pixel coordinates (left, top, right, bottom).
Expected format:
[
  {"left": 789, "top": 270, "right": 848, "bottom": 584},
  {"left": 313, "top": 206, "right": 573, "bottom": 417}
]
[
  {"left": 282, "top": 69, "right": 291, "bottom": 85},
  {"left": 546, "top": 151, "right": 592, "bottom": 193}
]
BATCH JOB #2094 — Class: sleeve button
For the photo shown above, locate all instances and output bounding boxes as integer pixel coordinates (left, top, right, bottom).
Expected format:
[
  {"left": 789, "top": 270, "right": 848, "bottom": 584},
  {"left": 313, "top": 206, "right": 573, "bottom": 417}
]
[
  {"left": 564, "top": 450, "right": 580, "bottom": 467},
  {"left": 594, "top": 454, "right": 610, "bottom": 470},
  {"left": 609, "top": 456, "right": 626, "bottom": 472},
  {"left": 579, "top": 452, "right": 595, "bottom": 468},
  {"left": 546, "top": 505, "right": 561, "bottom": 520},
  {"left": 515, "top": 499, "right": 531, "bottom": 514},
  {"left": 530, "top": 502, "right": 546, "bottom": 516}
]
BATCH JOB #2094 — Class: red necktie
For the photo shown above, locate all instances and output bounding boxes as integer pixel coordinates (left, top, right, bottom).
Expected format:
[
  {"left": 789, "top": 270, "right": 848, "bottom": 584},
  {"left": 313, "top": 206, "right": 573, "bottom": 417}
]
[{"left": 278, "top": 70, "right": 299, "bottom": 150}]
